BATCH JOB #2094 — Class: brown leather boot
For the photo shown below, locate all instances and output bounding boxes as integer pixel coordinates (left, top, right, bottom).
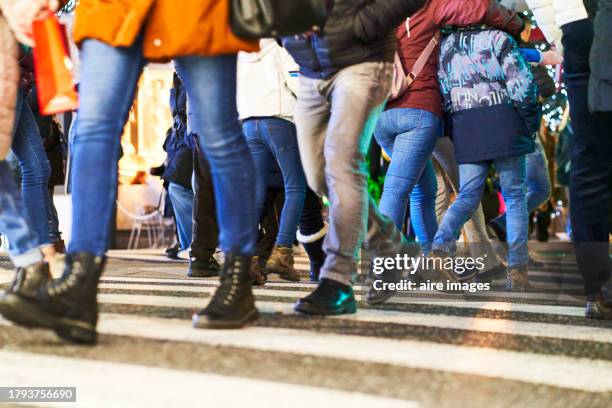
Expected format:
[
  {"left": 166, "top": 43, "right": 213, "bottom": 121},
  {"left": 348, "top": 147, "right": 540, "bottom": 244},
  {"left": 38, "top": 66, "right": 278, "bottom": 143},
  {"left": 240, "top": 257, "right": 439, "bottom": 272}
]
[
  {"left": 251, "top": 256, "right": 267, "bottom": 286},
  {"left": 265, "top": 246, "right": 300, "bottom": 282}
]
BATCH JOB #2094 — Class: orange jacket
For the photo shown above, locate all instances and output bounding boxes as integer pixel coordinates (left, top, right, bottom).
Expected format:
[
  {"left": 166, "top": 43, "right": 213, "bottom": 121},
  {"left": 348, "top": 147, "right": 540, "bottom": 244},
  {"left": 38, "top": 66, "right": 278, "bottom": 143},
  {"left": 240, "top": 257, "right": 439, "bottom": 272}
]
[{"left": 73, "top": 0, "right": 258, "bottom": 61}]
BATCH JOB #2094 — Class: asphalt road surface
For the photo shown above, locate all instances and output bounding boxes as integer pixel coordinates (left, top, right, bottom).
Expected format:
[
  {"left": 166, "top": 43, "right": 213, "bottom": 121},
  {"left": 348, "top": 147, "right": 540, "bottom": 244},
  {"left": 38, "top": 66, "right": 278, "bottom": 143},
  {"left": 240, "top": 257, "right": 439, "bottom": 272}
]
[{"left": 0, "top": 249, "right": 611, "bottom": 408}]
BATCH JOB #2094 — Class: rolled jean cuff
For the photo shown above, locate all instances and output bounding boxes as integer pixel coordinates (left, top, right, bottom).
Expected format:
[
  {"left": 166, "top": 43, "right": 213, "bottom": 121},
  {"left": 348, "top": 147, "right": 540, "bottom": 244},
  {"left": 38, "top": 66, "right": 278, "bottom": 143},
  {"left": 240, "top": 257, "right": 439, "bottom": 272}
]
[
  {"left": 11, "top": 247, "right": 43, "bottom": 268},
  {"left": 319, "top": 269, "right": 353, "bottom": 287}
]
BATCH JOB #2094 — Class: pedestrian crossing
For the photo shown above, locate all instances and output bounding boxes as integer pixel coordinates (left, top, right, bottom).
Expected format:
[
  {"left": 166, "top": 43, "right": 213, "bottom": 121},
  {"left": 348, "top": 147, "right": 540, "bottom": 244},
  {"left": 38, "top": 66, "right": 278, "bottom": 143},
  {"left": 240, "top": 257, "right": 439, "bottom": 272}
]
[{"left": 0, "top": 251, "right": 611, "bottom": 407}]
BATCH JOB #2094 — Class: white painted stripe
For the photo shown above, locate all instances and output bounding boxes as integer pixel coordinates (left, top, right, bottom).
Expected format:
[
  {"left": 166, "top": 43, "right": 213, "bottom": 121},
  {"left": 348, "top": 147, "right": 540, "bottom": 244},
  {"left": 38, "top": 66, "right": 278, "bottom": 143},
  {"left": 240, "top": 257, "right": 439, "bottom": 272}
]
[
  {"left": 0, "top": 350, "right": 417, "bottom": 408},
  {"left": 97, "top": 291, "right": 587, "bottom": 317},
  {"left": 338, "top": 309, "right": 612, "bottom": 343},
  {"left": 93, "top": 293, "right": 607, "bottom": 342},
  {"left": 86, "top": 314, "right": 612, "bottom": 392},
  {"left": 98, "top": 279, "right": 584, "bottom": 304}
]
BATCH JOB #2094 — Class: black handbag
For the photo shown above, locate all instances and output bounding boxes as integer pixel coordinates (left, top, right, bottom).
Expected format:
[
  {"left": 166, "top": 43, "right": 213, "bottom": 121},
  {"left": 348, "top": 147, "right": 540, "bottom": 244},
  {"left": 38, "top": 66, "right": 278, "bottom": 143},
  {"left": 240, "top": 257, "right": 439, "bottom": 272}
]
[{"left": 230, "top": 0, "right": 328, "bottom": 40}]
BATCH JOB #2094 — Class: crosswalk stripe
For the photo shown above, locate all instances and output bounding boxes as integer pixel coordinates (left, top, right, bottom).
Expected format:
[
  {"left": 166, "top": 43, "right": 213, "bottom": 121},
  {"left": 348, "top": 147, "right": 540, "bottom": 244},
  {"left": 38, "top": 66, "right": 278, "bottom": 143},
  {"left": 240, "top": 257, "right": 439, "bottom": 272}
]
[
  {"left": 97, "top": 290, "right": 612, "bottom": 343},
  {"left": 98, "top": 280, "right": 586, "bottom": 306},
  {"left": 101, "top": 276, "right": 586, "bottom": 294},
  {"left": 97, "top": 291, "right": 587, "bottom": 318},
  {"left": 0, "top": 350, "right": 418, "bottom": 408},
  {"left": 94, "top": 292, "right": 602, "bottom": 339},
  {"left": 82, "top": 313, "right": 612, "bottom": 392}
]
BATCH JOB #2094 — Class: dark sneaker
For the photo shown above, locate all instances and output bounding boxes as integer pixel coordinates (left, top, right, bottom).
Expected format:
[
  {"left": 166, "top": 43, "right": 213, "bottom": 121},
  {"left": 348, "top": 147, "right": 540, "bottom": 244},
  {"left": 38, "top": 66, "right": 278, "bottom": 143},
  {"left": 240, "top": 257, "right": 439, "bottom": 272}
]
[
  {"left": 251, "top": 256, "right": 267, "bottom": 286},
  {"left": 0, "top": 253, "right": 105, "bottom": 344},
  {"left": 0, "top": 262, "right": 52, "bottom": 327},
  {"left": 295, "top": 278, "right": 356, "bottom": 315},
  {"left": 265, "top": 246, "right": 300, "bottom": 282},
  {"left": 192, "top": 254, "right": 258, "bottom": 329},
  {"left": 505, "top": 267, "right": 531, "bottom": 292},
  {"left": 188, "top": 256, "right": 220, "bottom": 278},
  {"left": 586, "top": 286, "right": 612, "bottom": 320},
  {"left": 165, "top": 243, "right": 180, "bottom": 260}
]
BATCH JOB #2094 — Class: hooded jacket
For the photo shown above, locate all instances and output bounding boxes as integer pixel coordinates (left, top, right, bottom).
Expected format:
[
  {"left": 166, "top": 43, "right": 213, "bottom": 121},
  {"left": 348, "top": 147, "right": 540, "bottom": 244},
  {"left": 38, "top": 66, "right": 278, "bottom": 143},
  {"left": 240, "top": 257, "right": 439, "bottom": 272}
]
[{"left": 283, "top": 0, "right": 427, "bottom": 79}]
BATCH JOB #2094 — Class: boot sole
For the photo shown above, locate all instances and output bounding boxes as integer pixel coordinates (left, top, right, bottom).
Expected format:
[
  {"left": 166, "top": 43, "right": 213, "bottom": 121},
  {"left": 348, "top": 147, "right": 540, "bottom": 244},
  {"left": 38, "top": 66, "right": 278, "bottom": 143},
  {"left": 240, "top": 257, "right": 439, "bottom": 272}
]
[
  {"left": 0, "top": 294, "right": 96, "bottom": 344},
  {"left": 187, "top": 270, "right": 220, "bottom": 278},
  {"left": 192, "top": 308, "right": 259, "bottom": 329},
  {"left": 0, "top": 294, "right": 43, "bottom": 328},
  {"left": 266, "top": 264, "right": 301, "bottom": 282},
  {"left": 294, "top": 300, "right": 357, "bottom": 316}
]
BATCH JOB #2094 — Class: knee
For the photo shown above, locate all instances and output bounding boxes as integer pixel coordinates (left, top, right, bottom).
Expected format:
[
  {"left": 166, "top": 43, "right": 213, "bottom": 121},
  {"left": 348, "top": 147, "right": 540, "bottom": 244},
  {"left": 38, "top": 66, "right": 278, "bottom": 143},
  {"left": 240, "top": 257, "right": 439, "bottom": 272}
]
[
  {"left": 303, "top": 168, "right": 326, "bottom": 197},
  {"left": 20, "top": 157, "right": 50, "bottom": 185}
]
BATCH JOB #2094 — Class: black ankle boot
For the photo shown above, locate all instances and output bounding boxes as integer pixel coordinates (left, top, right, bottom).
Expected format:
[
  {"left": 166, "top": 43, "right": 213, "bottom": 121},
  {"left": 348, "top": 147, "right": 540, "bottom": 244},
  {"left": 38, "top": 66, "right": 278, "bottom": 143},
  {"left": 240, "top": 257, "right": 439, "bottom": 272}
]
[
  {"left": 192, "top": 254, "right": 258, "bottom": 329},
  {"left": 1, "top": 253, "right": 105, "bottom": 344},
  {"left": 295, "top": 278, "right": 356, "bottom": 315},
  {"left": 188, "top": 256, "right": 221, "bottom": 278},
  {"left": 0, "top": 262, "right": 52, "bottom": 327}
]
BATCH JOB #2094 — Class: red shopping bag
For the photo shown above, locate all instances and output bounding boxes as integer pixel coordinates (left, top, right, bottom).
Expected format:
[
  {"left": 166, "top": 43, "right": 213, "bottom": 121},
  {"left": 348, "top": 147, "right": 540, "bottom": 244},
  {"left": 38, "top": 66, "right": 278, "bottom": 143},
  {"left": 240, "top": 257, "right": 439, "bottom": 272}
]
[{"left": 33, "top": 15, "right": 78, "bottom": 115}]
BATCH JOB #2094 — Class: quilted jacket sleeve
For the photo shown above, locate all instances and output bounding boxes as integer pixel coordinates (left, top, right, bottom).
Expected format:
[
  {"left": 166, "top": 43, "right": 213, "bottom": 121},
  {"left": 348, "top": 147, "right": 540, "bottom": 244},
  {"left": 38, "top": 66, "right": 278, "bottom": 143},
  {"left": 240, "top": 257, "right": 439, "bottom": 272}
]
[{"left": 353, "top": 0, "right": 427, "bottom": 43}]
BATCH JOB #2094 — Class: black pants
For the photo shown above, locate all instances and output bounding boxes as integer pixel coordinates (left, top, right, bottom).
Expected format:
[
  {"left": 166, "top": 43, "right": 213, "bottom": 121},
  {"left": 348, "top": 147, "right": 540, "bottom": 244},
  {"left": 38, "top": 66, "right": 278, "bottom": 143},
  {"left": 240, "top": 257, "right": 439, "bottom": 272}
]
[
  {"left": 190, "top": 147, "right": 219, "bottom": 260},
  {"left": 563, "top": 20, "right": 612, "bottom": 297}
]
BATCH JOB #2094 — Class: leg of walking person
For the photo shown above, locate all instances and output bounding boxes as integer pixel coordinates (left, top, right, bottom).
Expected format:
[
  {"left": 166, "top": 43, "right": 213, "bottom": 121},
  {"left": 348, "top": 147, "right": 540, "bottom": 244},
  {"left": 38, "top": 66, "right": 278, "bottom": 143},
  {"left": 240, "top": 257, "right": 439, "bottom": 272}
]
[
  {"left": 408, "top": 160, "right": 438, "bottom": 255},
  {"left": 47, "top": 187, "right": 65, "bottom": 253},
  {"left": 11, "top": 89, "right": 51, "bottom": 247},
  {"left": 432, "top": 162, "right": 489, "bottom": 281},
  {"left": 563, "top": 20, "right": 612, "bottom": 318},
  {"left": 294, "top": 62, "right": 415, "bottom": 314},
  {"left": 490, "top": 139, "right": 551, "bottom": 243},
  {"left": 0, "top": 160, "right": 53, "bottom": 325},
  {"left": 260, "top": 117, "right": 306, "bottom": 282},
  {"left": 433, "top": 137, "right": 505, "bottom": 276},
  {"left": 175, "top": 55, "right": 258, "bottom": 329},
  {"left": 495, "top": 155, "right": 530, "bottom": 292},
  {"left": 374, "top": 108, "right": 441, "bottom": 244},
  {"left": 0, "top": 38, "right": 147, "bottom": 344},
  {"left": 167, "top": 182, "right": 194, "bottom": 252},
  {"left": 243, "top": 118, "right": 275, "bottom": 285},
  {"left": 297, "top": 187, "right": 327, "bottom": 282},
  {"left": 188, "top": 146, "right": 220, "bottom": 277}
]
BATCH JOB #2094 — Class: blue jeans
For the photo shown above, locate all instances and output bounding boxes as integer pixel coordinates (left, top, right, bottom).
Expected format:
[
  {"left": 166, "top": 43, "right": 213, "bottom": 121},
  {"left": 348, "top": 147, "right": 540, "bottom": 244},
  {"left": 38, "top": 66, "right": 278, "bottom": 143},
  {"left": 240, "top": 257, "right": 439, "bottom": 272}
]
[
  {"left": 11, "top": 89, "right": 51, "bottom": 246},
  {"left": 244, "top": 118, "right": 306, "bottom": 247},
  {"left": 375, "top": 108, "right": 442, "bottom": 253},
  {"left": 69, "top": 38, "right": 257, "bottom": 256},
  {"left": 434, "top": 155, "right": 528, "bottom": 268},
  {"left": 493, "top": 140, "right": 551, "bottom": 227},
  {"left": 0, "top": 161, "right": 43, "bottom": 267},
  {"left": 168, "top": 182, "right": 194, "bottom": 251}
]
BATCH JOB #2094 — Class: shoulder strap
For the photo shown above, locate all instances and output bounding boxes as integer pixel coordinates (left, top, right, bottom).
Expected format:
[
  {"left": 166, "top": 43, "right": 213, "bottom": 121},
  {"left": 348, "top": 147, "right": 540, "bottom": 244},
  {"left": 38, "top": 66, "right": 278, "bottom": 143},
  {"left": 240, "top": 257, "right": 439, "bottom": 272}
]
[{"left": 405, "top": 31, "right": 440, "bottom": 88}]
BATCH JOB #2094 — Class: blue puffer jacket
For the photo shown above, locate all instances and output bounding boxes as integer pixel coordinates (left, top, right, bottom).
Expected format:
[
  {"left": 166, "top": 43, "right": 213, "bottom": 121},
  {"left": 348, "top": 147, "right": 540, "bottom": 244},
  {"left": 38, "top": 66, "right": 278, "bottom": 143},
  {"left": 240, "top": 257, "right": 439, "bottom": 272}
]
[
  {"left": 438, "top": 28, "right": 540, "bottom": 164},
  {"left": 283, "top": 0, "right": 426, "bottom": 79}
]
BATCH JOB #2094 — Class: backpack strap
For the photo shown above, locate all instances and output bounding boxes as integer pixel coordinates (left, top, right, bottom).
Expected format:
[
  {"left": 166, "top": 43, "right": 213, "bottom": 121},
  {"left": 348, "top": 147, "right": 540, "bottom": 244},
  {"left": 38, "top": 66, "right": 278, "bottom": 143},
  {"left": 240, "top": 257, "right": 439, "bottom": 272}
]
[{"left": 405, "top": 31, "right": 440, "bottom": 88}]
